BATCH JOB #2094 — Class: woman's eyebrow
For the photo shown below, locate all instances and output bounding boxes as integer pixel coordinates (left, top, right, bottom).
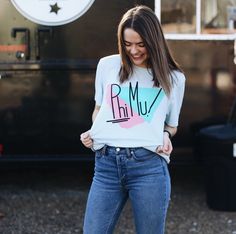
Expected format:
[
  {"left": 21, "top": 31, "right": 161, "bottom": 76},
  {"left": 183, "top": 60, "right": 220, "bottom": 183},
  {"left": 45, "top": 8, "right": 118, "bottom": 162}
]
[{"left": 124, "top": 40, "right": 144, "bottom": 44}]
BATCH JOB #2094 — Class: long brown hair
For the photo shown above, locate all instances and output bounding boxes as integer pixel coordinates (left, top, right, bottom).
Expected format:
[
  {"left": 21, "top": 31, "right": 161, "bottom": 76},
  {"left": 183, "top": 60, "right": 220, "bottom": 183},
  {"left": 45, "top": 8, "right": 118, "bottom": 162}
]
[{"left": 118, "top": 5, "right": 182, "bottom": 96}]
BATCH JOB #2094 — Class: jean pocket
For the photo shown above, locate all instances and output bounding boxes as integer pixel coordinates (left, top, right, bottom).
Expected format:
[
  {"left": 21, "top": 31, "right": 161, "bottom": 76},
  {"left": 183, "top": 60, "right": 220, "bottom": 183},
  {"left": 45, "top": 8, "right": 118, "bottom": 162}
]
[
  {"left": 132, "top": 148, "right": 156, "bottom": 161},
  {"left": 95, "top": 149, "right": 104, "bottom": 159}
]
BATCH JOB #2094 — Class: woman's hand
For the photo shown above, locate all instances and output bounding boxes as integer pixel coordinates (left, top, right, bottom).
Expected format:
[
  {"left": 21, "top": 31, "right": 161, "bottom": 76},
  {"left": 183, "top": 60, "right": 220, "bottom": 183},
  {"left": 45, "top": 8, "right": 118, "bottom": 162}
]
[
  {"left": 156, "top": 132, "right": 173, "bottom": 155},
  {"left": 80, "top": 131, "right": 93, "bottom": 148}
]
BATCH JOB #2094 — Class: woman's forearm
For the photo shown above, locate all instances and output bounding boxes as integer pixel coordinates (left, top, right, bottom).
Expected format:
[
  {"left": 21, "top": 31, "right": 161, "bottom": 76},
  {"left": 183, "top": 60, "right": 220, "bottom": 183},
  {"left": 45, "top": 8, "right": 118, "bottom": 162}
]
[
  {"left": 164, "top": 124, "right": 177, "bottom": 138},
  {"left": 92, "top": 105, "right": 101, "bottom": 122}
]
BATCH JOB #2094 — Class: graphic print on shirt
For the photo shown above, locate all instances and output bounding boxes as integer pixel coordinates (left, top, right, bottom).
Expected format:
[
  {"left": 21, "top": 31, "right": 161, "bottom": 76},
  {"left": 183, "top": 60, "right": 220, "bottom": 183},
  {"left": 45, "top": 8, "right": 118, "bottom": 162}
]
[{"left": 106, "top": 82, "right": 165, "bottom": 128}]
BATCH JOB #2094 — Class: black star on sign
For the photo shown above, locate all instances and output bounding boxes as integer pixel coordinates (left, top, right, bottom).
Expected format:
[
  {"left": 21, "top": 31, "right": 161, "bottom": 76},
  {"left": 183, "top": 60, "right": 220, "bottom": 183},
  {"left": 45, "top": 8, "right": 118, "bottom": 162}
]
[{"left": 50, "top": 3, "right": 61, "bottom": 14}]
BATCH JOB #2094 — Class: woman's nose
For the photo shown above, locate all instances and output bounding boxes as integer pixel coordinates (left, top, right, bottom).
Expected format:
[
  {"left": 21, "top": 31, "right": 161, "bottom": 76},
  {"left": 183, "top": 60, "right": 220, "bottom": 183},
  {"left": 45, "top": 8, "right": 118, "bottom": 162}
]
[{"left": 130, "top": 45, "right": 138, "bottom": 54}]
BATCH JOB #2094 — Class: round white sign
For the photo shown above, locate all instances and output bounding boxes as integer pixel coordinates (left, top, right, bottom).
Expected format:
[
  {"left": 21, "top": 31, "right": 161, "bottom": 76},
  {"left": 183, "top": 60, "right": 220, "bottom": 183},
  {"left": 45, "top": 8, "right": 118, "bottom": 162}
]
[{"left": 11, "top": 0, "right": 95, "bottom": 26}]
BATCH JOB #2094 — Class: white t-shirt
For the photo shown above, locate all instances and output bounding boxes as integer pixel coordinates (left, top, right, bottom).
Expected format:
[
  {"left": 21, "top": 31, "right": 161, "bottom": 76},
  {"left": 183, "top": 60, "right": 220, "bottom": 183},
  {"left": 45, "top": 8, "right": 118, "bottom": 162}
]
[{"left": 89, "top": 54, "right": 185, "bottom": 162}]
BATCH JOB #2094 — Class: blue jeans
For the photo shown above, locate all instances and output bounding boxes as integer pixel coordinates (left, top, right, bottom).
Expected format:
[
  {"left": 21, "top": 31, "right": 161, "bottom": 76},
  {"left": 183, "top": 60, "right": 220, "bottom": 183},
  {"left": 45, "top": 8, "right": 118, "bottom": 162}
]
[{"left": 83, "top": 146, "right": 171, "bottom": 234}]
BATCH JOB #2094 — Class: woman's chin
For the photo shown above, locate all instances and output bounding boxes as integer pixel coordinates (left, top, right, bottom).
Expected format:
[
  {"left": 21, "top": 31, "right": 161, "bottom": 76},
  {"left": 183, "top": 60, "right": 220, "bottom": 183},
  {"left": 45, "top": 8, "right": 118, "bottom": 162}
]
[{"left": 133, "top": 61, "right": 146, "bottom": 67}]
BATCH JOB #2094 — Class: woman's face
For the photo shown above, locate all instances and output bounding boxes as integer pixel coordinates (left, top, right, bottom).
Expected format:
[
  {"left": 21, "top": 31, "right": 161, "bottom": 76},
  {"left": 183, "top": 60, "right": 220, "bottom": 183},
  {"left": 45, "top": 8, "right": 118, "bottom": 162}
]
[{"left": 123, "top": 28, "right": 148, "bottom": 68}]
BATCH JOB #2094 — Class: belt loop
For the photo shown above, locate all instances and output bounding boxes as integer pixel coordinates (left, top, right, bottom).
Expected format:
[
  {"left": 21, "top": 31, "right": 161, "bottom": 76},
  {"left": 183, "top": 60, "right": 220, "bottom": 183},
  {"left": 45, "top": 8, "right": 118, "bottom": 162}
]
[
  {"left": 102, "top": 145, "right": 107, "bottom": 155},
  {"left": 126, "top": 148, "right": 131, "bottom": 158}
]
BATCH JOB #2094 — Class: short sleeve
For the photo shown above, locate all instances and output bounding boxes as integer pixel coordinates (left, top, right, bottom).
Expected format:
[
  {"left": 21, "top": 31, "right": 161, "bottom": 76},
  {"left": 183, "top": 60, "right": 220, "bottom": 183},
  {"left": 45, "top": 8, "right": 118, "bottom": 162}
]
[
  {"left": 94, "top": 59, "right": 105, "bottom": 106},
  {"left": 165, "top": 72, "right": 186, "bottom": 127}
]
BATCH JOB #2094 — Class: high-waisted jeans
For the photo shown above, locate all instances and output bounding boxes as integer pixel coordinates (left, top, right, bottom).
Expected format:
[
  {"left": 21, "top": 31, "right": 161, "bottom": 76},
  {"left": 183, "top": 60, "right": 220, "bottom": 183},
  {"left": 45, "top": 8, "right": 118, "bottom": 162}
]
[{"left": 83, "top": 146, "right": 171, "bottom": 234}]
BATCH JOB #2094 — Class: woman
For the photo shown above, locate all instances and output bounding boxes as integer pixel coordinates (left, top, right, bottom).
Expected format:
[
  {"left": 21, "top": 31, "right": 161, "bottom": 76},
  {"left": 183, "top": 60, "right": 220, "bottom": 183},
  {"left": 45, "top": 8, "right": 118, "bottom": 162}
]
[{"left": 81, "top": 5, "right": 185, "bottom": 234}]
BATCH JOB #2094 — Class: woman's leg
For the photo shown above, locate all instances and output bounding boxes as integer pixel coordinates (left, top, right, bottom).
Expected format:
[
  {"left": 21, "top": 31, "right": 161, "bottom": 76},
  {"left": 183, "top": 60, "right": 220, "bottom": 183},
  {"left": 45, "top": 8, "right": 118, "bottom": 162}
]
[
  {"left": 127, "top": 149, "right": 171, "bottom": 234},
  {"left": 83, "top": 150, "right": 128, "bottom": 234}
]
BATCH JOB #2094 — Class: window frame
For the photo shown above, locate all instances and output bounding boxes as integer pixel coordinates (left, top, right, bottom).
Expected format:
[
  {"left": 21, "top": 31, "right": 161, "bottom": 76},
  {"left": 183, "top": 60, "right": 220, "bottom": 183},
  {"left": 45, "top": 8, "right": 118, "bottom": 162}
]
[{"left": 155, "top": 0, "right": 236, "bottom": 41}]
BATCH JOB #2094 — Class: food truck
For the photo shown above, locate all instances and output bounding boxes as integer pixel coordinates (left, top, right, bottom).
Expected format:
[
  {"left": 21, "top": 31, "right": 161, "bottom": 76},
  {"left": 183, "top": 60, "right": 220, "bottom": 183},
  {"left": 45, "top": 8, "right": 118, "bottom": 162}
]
[{"left": 0, "top": 0, "right": 235, "bottom": 164}]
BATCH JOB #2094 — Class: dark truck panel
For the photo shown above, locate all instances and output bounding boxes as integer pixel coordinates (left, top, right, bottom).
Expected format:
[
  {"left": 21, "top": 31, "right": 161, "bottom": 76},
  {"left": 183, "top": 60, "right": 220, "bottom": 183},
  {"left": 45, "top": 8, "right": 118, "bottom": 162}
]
[{"left": 0, "top": 0, "right": 154, "bottom": 160}]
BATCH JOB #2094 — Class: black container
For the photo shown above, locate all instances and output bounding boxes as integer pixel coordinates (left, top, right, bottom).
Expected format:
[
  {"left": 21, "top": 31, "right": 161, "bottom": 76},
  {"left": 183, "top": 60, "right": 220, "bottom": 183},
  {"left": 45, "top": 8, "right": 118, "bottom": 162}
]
[{"left": 197, "top": 124, "right": 236, "bottom": 211}]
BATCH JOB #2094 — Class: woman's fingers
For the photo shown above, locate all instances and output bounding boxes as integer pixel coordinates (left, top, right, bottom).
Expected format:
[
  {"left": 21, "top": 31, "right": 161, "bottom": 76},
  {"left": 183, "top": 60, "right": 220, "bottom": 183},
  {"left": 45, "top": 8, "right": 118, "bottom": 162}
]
[
  {"left": 156, "top": 140, "right": 173, "bottom": 155},
  {"left": 163, "top": 141, "right": 172, "bottom": 154},
  {"left": 156, "top": 145, "right": 163, "bottom": 153},
  {"left": 80, "top": 131, "right": 93, "bottom": 148},
  {"left": 80, "top": 132, "right": 89, "bottom": 140}
]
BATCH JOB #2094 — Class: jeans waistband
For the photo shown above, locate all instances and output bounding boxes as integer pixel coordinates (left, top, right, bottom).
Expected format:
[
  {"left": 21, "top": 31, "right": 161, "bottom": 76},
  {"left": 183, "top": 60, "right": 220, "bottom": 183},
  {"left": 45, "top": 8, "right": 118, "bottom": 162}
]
[{"left": 101, "top": 145, "right": 142, "bottom": 157}]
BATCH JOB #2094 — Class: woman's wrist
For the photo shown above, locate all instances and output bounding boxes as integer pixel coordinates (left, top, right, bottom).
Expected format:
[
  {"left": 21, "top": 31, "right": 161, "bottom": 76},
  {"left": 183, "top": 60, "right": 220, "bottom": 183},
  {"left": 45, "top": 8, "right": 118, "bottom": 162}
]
[{"left": 164, "top": 130, "right": 172, "bottom": 139}]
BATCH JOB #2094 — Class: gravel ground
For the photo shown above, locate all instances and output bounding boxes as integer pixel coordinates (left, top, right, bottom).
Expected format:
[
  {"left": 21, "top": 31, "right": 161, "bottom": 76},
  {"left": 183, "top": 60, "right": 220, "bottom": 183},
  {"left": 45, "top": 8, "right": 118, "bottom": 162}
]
[{"left": 0, "top": 163, "right": 235, "bottom": 234}]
